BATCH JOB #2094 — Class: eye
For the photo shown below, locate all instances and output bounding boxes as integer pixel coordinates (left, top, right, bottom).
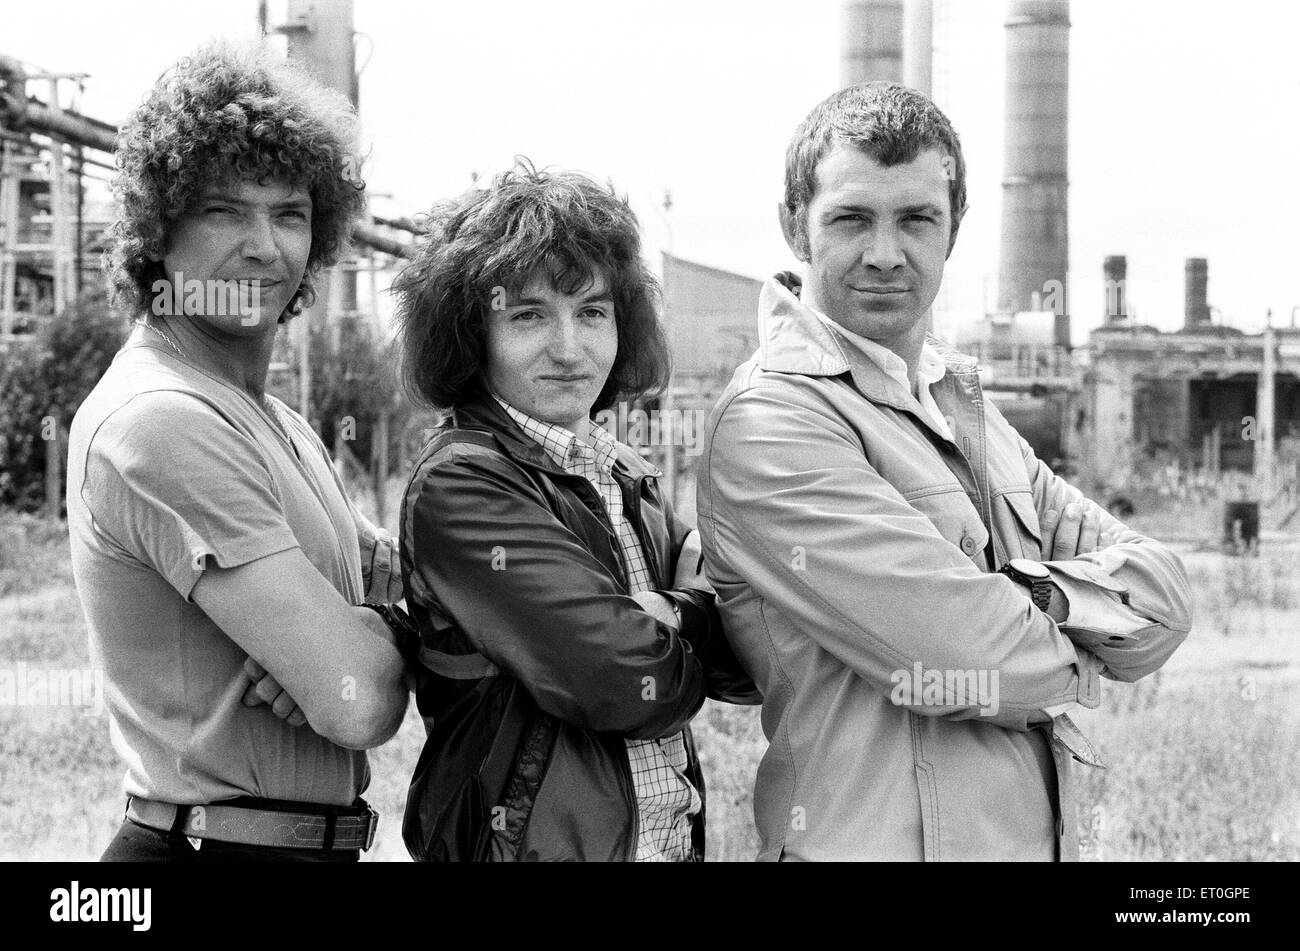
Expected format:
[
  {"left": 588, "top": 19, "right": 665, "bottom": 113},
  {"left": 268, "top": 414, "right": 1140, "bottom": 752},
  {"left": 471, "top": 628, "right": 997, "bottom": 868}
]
[
  {"left": 834, "top": 213, "right": 865, "bottom": 223},
  {"left": 279, "top": 208, "right": 309, "bottom": 221},
  {"left": 510, "top": 309, "right": 543, "bottom": 322},
  {"left": 579, "top": 306, "right": 611, "bottom": 320},
  {"left": 904, "top": 213, "right": 936, "bottom": 224},
  {"left": 204, "top": 204, "right": 237, "bottom": 216}
]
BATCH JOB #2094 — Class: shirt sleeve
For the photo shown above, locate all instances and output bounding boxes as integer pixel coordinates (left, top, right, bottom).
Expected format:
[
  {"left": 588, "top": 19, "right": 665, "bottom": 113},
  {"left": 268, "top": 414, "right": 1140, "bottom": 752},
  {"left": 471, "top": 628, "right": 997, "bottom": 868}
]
[{"left": 80, "top": 390, "right": 301, "bottom": 601}]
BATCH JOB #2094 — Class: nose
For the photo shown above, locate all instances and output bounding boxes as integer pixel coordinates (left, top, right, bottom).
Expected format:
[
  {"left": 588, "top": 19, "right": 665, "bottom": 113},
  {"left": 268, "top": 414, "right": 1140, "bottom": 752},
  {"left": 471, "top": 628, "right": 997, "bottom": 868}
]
[
  {"left": 862, "top": 223, "right": 905, "bottom": 272},
  {"left": 240, "top": 212, "right": 281, "bottom": 265},
  {"left": 547, "top": 314, "right": 583, "bottom": 363}
]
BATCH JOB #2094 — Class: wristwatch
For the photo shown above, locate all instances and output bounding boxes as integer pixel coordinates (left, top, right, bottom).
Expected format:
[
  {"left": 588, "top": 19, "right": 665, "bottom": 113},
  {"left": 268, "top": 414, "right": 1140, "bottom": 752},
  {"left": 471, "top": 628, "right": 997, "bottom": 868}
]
[{"left": 999, "top": 558, "right": 1059, "bottom": 615}]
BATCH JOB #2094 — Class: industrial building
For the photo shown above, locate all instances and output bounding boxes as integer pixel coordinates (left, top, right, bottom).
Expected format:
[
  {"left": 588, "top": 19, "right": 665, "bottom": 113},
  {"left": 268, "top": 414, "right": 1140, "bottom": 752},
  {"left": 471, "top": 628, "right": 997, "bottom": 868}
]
[
  {"left": 2, "top": 0, "right": 1296, "bottom": 532},
  {"left": 665, "top": 0, "right": 1298, "bottom": 534}
]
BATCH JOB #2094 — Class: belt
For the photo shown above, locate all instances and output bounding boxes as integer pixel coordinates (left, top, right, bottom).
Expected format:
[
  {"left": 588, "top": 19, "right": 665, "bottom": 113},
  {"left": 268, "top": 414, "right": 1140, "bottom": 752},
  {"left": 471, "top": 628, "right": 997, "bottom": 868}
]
[{"left": 126, "top": 796, "right": 378, "bottom": 852}]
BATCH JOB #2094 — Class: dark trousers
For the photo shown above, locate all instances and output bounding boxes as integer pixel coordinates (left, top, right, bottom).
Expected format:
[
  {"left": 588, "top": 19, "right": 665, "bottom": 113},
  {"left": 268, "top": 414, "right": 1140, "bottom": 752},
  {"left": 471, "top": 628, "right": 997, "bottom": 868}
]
[{"left": 101, "top": 819, "right": 360, "bottom": 862}]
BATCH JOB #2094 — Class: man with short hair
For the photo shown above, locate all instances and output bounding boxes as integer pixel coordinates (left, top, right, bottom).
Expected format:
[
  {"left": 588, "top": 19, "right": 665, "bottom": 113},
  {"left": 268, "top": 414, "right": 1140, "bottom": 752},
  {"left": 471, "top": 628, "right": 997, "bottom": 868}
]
[
  {"left": 67, "top": 44, "right": 409, "bottom": 862},
  {"left": 696, "top": 82, "right": 1193, "bottom": 861}
]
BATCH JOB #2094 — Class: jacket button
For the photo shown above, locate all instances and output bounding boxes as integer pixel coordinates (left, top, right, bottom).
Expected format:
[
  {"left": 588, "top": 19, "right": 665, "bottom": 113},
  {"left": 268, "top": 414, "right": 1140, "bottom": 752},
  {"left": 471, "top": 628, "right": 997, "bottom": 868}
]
[{"left": 960, "top": 534, "right": 978, "bottom": 556}]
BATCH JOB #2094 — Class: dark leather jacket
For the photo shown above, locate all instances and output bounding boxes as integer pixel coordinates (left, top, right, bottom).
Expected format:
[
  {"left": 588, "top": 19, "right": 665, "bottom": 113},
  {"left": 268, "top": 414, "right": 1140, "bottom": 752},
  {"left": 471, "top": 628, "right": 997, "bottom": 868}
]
[{"left": 398, "top": 392, "right": 757, "bottom": 861}]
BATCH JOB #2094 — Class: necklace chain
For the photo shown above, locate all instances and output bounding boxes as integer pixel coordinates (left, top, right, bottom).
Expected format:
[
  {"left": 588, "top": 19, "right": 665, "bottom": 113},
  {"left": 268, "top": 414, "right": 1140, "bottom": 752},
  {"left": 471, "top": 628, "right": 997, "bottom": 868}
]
[{"left": 143, "top": 320, "right": 185, "bottom": 359}]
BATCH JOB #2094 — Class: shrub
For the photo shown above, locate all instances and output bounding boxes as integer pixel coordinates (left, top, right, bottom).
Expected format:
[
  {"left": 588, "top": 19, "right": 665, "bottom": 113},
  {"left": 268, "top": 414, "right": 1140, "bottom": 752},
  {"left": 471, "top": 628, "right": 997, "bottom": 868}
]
[{"left": 0, "top": 290, "right": 125, "bottom": 512}]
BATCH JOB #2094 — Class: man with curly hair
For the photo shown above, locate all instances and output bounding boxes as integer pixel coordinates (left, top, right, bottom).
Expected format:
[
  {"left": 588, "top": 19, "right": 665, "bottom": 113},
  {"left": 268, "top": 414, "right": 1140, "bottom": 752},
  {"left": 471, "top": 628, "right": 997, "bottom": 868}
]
[{"left": 66, "top": 44, "right": 409, "bottom": 862}]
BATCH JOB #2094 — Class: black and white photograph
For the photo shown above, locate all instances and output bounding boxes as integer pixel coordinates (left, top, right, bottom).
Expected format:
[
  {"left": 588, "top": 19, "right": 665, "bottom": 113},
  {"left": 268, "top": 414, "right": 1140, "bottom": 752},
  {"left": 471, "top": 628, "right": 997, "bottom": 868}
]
[{"left": 0, "top": 0, "right": 1292, "bottom": 925}]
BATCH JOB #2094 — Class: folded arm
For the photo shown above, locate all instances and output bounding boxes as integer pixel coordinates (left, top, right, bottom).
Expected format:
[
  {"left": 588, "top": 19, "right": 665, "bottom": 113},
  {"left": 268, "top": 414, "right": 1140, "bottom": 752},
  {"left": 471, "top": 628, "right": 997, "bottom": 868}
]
[
  {"left": 699, "top": 382, "right": 1100, "bottom": 731},
  {"left": 403, "top": 442, "right": 709, "bottom": 740},
  {"left": 194, "top": 549, "right": 409, "bottom": 749},
  {"left": 1019, "top": 434, "right": 1194, "bottom": 682}
]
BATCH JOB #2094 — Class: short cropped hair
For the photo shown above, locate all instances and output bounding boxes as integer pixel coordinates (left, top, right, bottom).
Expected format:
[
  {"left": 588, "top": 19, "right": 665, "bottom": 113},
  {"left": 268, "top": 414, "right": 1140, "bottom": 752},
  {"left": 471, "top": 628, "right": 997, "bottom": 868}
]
[
  {"left": 106, "top": 42, "right": 365, "bottom": 321},
  {"left": 783, "top": 81, "right": 967, "bottom": 252},
  {"left": 393, "top": 159, "right": 670, "bottom": 413}
]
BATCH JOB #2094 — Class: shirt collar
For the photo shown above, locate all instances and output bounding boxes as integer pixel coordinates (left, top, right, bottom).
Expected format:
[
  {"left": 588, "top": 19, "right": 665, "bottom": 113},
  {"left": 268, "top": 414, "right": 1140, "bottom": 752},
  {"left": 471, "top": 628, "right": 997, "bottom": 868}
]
[
  {"left": 492, "top": 396, "right": 619, "bottom": 476},
  {"left": 758, "top": 272, "right": 967, "bottom": 394},
  {"left": 807, "top": 300, "right": 948, "bottom": 398}
]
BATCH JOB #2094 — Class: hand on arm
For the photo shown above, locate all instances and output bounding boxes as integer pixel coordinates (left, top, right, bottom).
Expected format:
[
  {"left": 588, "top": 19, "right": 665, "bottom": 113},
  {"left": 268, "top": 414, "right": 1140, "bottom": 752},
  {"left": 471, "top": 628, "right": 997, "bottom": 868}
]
[
  {"left": 194, "top": 548, "right": 408, "bottom": 749},
  {"left": 357, "top": 516, "right": 404, "bottom": 605},
  {"left": 627, "top": 529, "right": 711, "bottom": 631},
  {"left": 1020, "top": 435, "right": 1193, "bottom": 682}
]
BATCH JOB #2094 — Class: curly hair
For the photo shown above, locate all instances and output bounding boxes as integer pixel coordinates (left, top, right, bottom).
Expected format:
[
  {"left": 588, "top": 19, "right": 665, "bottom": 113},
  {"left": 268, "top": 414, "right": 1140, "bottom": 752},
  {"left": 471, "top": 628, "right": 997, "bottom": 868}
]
[
  {"left": 393, "top": 159, "right": 670, "bottom": 414},
  {"left": 784, "top": 81, "right": 968, "bottom": 256},
  {"left": 106, "top": 42, "right": 365, "bottom": 321}
]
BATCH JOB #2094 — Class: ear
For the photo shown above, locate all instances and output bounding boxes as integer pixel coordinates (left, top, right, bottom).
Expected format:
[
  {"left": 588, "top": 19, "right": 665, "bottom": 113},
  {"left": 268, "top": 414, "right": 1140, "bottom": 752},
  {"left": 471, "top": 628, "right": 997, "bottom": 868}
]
[
  {"left": 946, "top": 202, "right": 968, "bottom": 260},
  {"left": 778, "top": 202, "right": 809, "bottom": 263}
]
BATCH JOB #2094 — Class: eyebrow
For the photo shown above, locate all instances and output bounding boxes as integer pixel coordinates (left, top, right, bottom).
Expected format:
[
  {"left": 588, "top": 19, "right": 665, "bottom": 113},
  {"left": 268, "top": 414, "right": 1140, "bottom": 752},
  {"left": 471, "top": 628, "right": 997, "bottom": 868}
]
[
  {"left": 828, "top": 201, "right": 946, "bottom": 216},
  {"left": 509, "top": 292, "right": 614, "bottom": 307},
  {"left": 198, "top": 191, "right": 312, "bottom": 210}
]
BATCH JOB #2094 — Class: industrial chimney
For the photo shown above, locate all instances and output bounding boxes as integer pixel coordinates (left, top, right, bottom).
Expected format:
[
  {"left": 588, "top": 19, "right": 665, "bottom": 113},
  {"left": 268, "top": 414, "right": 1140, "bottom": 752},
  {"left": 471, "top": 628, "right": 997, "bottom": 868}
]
[
  {"left": 1184, "top": 257, "right": 1211, "bottom": 330},
  {"left": 996, "top": 0, "right": 1071, "bottom": 347},
  {"left": 1103, "top": 255, "right": 1127, "bottom": 325},
  {"left": 841, "top": 0, "right": 904, "bottom": 86},
  {"left": 902, "top": 0, "right": 934, "bottom": 95}
]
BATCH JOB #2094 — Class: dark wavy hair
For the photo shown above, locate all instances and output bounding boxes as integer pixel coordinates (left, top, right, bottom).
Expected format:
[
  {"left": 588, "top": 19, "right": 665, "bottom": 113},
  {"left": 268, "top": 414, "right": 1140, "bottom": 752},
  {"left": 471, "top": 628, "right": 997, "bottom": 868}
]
[
  {"left": 394, "top": 159, "right": 670, "bottom": 413},
  {"left": 784, "top": 81, "right": 968, "bottom": 256},
  {"left": 106, "top": 42, "right": 365, "bottom": 321}
]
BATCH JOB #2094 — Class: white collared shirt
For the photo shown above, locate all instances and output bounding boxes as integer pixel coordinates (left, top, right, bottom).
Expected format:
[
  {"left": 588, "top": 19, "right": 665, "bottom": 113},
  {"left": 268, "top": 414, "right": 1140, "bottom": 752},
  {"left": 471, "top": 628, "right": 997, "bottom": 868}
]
[{"left": 810, "top": 308, "right": 954, "bottom": 443}]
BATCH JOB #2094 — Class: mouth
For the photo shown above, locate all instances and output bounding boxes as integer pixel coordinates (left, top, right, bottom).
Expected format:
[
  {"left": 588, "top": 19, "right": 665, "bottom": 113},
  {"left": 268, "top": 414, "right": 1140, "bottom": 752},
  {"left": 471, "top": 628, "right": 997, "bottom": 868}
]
[
  {"left": 853, "top": 286, "right": 909, "bottom": 295},
  {"left": 539, "top": 374, "right": 590, "bottom": 384}
]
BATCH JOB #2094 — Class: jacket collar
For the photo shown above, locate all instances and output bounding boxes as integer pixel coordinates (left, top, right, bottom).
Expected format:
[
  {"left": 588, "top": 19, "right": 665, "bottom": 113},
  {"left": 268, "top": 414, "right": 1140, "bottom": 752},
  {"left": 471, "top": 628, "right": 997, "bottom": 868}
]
[
  {"left": 451, "top": 389, "right": 662, "bottom": 482},
  {"left": 757, "top": 272, "right": 979, "bottom": 411}
]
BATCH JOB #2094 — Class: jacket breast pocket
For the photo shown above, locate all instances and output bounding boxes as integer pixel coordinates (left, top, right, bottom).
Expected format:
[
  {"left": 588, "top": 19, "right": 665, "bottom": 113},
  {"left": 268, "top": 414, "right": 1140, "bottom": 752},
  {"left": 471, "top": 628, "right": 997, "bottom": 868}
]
[
  {"left": 906, "top": 487, "right": 991, "bottom": 568},
  {"left": 998, "top": 489, "right": 1043, "bottom": 562}
]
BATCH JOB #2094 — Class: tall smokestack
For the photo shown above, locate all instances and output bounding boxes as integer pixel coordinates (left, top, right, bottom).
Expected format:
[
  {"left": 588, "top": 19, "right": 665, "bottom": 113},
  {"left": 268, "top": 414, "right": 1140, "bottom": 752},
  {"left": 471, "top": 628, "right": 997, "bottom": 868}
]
[
  {"left": 1184, "top": 257, "right": 1211, "bottom": 329},
  {"left": 902, "top": 0, "right": 934, "bottom": 95},
  {"left": 1102, "top": 255, "right": 1127, "bottom": 324},
  {"left": 996, "top": 0, "right": 1070, "bottom": 347},
  {"left": 841, "top": 0, "right": 904, "bottom": 87}
]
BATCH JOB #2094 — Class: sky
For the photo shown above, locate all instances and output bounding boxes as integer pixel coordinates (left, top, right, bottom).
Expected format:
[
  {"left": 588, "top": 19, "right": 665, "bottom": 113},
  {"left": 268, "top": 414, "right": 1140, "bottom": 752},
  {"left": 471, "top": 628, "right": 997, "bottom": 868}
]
[{"left": 7, "top": 0, "right": 1300, "bottom": 343}]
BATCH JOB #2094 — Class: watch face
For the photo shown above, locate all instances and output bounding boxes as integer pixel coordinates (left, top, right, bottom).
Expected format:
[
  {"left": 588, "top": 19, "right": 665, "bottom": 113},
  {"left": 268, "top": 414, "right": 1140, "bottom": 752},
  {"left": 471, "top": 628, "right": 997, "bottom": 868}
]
[{"left": 1008, "top": 558, "right": 1050, "bottom": 580}]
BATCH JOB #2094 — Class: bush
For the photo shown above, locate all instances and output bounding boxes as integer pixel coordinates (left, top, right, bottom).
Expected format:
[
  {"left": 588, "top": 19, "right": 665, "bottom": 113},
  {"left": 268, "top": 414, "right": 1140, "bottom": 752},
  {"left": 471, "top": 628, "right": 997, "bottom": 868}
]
[
  {"left": 268, "top": 314, "right": 418, "bottom": 474},
  {"left": 0, "top": 290, "right": 126, "bottom": 512}
]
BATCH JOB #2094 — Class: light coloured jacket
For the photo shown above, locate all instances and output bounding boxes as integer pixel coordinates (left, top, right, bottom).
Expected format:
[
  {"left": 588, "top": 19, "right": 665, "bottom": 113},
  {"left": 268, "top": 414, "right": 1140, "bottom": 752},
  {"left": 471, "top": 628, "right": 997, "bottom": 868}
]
[{"left": 696, "top": 273, "right": 1193, "bottom": 861}]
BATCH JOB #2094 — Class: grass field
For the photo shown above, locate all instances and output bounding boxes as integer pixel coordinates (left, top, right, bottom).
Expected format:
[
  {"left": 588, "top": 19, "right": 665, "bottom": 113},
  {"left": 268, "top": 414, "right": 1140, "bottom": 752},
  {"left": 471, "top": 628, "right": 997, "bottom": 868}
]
[{"left": 1, "top": 506, "right": 1296, "bottom": 862}]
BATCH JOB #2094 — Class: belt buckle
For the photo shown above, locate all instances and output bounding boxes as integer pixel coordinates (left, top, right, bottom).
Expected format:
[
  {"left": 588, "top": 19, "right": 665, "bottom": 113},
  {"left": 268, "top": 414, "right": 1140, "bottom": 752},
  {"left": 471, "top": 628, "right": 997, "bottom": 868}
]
[{"left": 361, "top": 804, "right": 378, "bottom": 852}]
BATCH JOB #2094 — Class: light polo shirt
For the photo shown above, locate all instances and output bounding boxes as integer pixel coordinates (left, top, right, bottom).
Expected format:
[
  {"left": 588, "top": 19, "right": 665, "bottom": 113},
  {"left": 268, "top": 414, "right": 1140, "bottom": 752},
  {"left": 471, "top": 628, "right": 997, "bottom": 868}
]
[
  {"left": 66, "top": 325, "right": 369, "bottom": 807},
  {"left": 494, "top": 397, "right": 701, "bottom": 863}
]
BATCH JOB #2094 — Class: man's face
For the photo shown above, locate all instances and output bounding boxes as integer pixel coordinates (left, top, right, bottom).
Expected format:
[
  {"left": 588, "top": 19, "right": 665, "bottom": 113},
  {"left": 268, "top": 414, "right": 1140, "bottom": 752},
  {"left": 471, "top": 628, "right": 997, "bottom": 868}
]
[
  {"left": 158, "top": 177, "right": 312, "bottom": 332},
  {"left": 786, "top": 144, "right": 954, "bottom": 344},
  {"left": 482, "top": 269, "right": 619, "bottom": 434}
]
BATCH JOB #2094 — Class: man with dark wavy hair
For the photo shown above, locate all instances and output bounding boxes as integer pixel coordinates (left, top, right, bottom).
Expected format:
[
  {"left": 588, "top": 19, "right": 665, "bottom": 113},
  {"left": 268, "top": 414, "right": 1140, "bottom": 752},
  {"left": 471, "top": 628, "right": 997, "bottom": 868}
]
[
  {"left": 697, "top": 82, "right": 1193, "bottom": 861},
  {"left": 66, "top": 44, "right": 409, "bottom": 862},
  {"left": 393, "top": 160, "right": 756, "bottom": 861}
]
